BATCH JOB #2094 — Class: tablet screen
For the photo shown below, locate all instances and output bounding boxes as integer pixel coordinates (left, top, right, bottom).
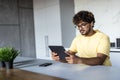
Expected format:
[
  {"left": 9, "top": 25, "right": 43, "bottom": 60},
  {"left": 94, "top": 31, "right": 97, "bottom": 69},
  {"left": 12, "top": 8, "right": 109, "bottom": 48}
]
[{"left": 48, "top": 46, "right": 69, "bottom": 61}]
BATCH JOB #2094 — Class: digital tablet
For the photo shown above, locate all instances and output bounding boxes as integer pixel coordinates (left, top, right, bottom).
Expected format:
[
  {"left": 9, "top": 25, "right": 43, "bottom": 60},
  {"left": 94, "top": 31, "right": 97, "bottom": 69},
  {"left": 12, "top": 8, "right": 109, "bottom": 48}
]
[{"left": 48, "top": 46, "right": 69, "bottom": 61}]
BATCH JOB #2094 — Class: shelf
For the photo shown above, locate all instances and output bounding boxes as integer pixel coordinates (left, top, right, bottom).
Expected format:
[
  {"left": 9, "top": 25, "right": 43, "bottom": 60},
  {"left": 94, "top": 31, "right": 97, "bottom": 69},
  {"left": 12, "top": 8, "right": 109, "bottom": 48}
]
[{"left": 110, "top": 48, "right": 120, "bottom": 52}]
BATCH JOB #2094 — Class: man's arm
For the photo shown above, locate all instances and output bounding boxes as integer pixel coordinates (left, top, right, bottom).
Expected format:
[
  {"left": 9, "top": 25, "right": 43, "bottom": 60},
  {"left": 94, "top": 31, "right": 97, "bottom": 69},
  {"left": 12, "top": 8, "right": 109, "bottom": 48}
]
[{"left": 66, "top": 53, "right": 107, "bottom": 66}]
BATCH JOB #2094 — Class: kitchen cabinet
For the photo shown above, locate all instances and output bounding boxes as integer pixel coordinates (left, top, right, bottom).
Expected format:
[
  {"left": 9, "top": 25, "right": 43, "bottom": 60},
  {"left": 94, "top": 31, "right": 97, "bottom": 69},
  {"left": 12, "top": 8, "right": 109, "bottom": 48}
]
[
  {"left": 33, "top": 0, "right": 75, "bottom": 59},
  {"left": 110, "top": 51, "right": 120, "bottom": 66}
]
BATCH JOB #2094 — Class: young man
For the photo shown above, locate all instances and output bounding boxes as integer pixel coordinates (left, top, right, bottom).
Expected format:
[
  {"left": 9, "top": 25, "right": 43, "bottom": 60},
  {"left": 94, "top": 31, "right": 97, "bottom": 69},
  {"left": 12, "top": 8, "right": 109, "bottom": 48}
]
[{"left": 51, "top": 10, "right": 111, "bottom": 66}]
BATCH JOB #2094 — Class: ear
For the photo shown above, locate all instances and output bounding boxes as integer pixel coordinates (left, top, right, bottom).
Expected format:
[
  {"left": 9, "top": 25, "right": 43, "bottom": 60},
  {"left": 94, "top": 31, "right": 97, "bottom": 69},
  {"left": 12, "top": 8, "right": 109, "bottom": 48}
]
[{"left": 90, "top": 22, "right": 94, "bottom": 27}]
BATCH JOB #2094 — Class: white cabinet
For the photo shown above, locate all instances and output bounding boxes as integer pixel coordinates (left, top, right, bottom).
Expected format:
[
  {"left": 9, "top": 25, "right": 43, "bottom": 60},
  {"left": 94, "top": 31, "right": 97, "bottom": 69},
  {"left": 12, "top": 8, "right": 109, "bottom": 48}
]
[
  {"left": 33, "top": 0, "right": 62, "bottom": 60},
  {"left": 33, "top": 0, "right": 75, "bottom": 60},
  {"left": 110, "top": 52, "right": 120, "bottom": 66}
]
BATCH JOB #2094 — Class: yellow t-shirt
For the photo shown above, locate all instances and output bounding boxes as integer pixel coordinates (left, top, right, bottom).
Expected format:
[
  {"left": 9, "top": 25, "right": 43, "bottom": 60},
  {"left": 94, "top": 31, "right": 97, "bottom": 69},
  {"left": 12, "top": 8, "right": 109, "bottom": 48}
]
[{"left": 69, "top": 30, "right": 111, "bottom": 66}]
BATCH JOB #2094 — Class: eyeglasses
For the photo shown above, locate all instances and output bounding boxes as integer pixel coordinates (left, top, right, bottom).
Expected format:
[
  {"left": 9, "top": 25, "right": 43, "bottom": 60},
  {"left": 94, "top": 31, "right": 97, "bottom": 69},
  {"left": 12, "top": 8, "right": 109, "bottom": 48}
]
[{"left": 75, "top": 22, "right": 89, "bottom": 29}]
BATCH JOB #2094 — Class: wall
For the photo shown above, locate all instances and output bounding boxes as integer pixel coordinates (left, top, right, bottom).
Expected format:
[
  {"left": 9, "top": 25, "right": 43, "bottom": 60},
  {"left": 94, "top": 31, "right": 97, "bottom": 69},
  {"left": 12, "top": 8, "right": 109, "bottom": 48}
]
[
  {"left": 74, "top": 0, "right": 120, "bottom": 66},
  {"left": 0, "top": 0, "right": 19, "bottom": 49},
  {"left": 74, "top": 0, "right": 120, "bottom": 44},
  {"left": 0, "top": 0, "right": 36, "bottom": 58}
]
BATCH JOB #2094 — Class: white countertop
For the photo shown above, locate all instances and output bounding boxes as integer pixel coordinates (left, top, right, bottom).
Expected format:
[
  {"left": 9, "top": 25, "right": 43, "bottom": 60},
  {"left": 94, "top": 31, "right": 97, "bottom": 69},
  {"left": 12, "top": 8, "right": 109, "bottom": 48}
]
[{"left": 14, "top": 56, "right": 120, "bottom": 80}]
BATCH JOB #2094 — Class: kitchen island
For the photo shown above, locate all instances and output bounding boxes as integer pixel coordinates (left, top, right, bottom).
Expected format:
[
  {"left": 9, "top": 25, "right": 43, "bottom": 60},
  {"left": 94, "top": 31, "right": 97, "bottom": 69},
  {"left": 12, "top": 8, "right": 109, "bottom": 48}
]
[{"left": 1, "top": 56, "right": 120, "bottom": 80}]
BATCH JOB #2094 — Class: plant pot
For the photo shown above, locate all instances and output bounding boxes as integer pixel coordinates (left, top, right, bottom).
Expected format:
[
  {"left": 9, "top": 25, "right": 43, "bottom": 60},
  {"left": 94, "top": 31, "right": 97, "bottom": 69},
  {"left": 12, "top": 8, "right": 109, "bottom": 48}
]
[
  {"left": 0, "top": 61, "right": 6, "bottom": 68},
  {"left": 5, "top": 61, "right": 13, "bottom": 69}
]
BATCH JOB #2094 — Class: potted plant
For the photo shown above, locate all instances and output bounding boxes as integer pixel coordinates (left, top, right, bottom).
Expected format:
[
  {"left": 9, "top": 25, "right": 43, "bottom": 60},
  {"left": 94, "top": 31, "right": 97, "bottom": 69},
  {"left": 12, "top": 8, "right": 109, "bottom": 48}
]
[{"left": 0, "top": 47, "right": 20, "bottom": 69}]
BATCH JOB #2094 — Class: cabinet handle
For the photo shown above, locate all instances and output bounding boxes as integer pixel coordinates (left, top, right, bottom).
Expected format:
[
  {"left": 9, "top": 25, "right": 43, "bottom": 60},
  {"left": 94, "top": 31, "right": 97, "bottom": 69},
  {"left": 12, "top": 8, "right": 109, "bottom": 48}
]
[{"left": 45, "top": 35, "right": 49, "bottom": 57}]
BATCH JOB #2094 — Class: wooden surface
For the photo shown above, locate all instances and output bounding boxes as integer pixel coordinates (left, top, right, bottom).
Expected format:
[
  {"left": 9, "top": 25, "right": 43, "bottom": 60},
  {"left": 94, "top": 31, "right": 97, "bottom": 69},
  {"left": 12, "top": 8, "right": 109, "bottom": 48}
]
[{"left": 0, "top": 68, "right": 64, "bottom": 80}]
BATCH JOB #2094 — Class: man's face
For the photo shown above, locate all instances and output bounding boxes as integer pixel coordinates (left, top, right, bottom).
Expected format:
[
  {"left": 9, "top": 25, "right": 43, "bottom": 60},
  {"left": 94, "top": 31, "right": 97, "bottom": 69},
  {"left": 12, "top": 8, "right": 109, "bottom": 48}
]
[{"left": 76, "top": 22, "right": 93, "bottom": 36}]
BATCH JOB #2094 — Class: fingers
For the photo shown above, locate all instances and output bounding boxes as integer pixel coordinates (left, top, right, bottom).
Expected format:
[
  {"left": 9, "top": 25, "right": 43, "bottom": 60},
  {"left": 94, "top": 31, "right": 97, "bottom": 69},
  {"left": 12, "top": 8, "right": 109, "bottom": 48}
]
[
  {"left": 65, "top": 50, "right": 76, "bottom": 55},
  {"left": 65, "top": 55, "right": 74, "bottom": 64},
  {"left": 65, "top": 57, "right": 71, "bottom": 64},
  {"left": 51, "top": 51, "right": 76, "bottom": 63},
  {"left": 51, "top": 52, "right": 58, "bottom": 56},
  {"left": 51, "top": 52, "right": 60, "bottom": 61}
]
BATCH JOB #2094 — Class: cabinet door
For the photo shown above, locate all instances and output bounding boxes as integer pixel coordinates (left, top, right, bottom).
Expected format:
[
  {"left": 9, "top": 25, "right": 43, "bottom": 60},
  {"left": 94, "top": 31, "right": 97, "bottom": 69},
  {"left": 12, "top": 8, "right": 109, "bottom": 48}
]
[
  {"left": 35, "top": 35, "right": 52, "bottom": 60},
  {"left": 34, "top": 0, "right": 62, "bottom": 60},
  {"left": 110, "top": 52, "right": 120, "bottom": 66}
]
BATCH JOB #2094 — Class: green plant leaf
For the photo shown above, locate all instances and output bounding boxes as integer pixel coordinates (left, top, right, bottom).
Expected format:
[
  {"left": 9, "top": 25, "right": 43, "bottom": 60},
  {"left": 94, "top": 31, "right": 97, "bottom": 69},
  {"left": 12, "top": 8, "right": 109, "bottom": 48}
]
[{"left": 0, "top": 47, "right": 20, "bottom": 62}]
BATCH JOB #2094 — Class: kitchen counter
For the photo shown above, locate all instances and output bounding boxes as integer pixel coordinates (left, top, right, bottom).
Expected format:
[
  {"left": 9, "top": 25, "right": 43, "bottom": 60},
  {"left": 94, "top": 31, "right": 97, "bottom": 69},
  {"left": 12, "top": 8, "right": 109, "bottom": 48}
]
[{"left": 10, "top": 56, "right": 120, "bottom": 80}]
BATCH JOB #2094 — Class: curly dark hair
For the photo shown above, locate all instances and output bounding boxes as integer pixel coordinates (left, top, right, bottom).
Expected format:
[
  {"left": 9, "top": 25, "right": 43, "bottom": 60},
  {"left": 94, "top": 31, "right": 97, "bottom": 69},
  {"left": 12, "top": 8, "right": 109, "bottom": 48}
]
[{"left": 73, "top": 10, "right": 95, "bottom": 25}]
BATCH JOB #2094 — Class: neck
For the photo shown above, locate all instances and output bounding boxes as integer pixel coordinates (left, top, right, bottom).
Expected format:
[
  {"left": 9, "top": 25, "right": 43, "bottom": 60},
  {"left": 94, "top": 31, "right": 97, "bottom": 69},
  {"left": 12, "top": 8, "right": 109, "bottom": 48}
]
[{"left": 85, "top": 30, "right": 95, "bottom": 37}]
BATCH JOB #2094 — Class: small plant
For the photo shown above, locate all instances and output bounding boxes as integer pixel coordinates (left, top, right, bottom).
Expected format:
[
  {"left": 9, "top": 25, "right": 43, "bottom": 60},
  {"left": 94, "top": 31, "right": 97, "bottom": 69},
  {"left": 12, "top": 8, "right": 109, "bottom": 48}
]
[
  {"left": 0, "top": 47, "right": 20, "bottom": 62},
  {"left": 0, "top": 47, "right": 20, "bottom": 69}
]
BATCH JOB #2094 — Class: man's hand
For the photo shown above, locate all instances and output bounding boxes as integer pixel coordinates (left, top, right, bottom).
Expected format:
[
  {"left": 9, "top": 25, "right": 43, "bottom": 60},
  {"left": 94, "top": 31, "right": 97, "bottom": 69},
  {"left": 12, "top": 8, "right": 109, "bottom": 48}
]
[
  {"left": 65, "top": 50, "right": 81, "bottom": 64},
  {"left": 65, "top": 54, "right": 82, "bottom": 64},
  {"left": 51, "top": 52, "right": 60, "bottom": 61}
]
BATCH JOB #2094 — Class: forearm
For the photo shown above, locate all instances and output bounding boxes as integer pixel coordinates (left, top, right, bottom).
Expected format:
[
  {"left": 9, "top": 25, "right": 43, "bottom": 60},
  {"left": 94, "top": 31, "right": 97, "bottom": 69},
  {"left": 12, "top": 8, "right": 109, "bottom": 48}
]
[
  {"left": 66, "top": 54, "right": 106, "bottom": 65},
  {"left": 78, "top": 57, "right": 105, "bottom": 66}
]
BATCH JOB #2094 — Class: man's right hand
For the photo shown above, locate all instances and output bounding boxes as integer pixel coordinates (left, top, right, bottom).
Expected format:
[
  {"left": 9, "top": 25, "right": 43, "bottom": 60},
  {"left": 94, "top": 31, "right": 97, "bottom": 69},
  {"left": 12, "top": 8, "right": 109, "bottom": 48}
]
[{"left": 51, "top": 52, "right": 60, "bottom": 61}]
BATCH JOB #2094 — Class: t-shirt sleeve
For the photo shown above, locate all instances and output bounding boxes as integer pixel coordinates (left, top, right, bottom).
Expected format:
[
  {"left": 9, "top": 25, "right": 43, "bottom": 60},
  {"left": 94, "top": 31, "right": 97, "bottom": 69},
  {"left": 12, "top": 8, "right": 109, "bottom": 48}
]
[{"left": 97, "top": 35, "right": 110, "bottom": 56}]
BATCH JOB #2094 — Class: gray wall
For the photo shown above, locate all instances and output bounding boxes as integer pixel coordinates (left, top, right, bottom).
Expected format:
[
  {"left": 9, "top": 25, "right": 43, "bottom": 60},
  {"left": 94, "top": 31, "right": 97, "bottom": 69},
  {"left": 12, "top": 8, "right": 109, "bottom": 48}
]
[{"left": 0, "top": 0, "right": 36, "bottom": 58}]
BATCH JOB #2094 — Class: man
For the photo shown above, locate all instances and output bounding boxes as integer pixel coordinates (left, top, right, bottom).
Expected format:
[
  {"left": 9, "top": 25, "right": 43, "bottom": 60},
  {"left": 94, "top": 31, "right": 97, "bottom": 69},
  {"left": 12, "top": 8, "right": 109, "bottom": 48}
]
[{"left": 51, "top": 10, "right": 111, "bottom": 66}]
